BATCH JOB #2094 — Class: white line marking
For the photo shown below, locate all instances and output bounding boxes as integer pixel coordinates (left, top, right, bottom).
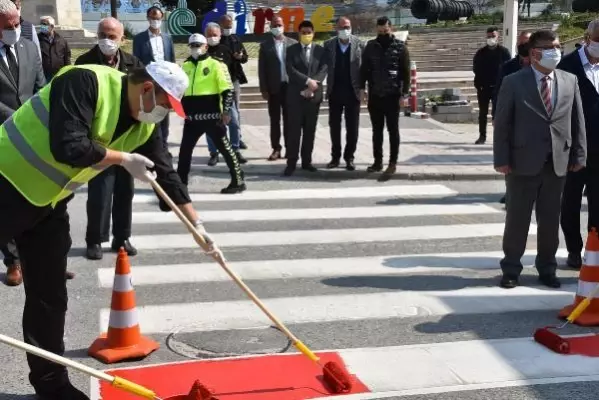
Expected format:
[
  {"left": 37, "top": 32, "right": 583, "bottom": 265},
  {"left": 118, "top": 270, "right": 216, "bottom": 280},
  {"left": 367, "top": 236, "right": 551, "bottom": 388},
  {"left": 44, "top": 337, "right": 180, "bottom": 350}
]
[
  {"left": 99, "top": 284, "right": 576, "bottom": 334},
  {"left": 131, "top": 203, "right": 500, "bottom": 224},
  {"left": 97, "top": 249, "right": 568, "bottom": 288},
  {"left": 128, "top": 223, "right": 529, "bottom": 250},
  {"left": 132, "top": 184, "right": 457, "bottom": 203}
]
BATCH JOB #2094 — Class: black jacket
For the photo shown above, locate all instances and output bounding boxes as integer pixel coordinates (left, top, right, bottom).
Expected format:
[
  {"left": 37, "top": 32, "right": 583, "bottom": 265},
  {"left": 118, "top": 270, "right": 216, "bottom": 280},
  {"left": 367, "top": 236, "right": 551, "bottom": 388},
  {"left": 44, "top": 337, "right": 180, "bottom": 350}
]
[
  {"left": 558, "top": 49, "right": 599, "bottom": 157},
  {"left": 473, "top": 44, "right": 511, "bottom": 88},
  {"left": 38, "top": 31, "right": 71, "bottom": 78},
  {"left": 75, "top": 45, "right": 144, "bottom": 73},
  {"left": 220, "top": 34, "right": 248, "bottom": 84},
  {"left": 207, "top": 44, "right": 235, "bottom": 83},
  {"left": 360, "top": 34, "right": 410, "bottom": 97}
]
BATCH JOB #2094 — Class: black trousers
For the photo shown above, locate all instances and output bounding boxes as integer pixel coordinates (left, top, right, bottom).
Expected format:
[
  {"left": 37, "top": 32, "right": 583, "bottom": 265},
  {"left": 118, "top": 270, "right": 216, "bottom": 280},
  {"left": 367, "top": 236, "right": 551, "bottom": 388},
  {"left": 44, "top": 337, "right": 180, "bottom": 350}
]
[
  {"left": 85, "top": 165, "right": 133, "bottom": 245},
  {"left": 0, "top": 175, "right": 73, "bottom": 396},
  {"left": 476, "top": 86, "right": 494, "bottom": 137},
  {"left": 328, "top": 92, "right": 360, "bottom": 162},
  {"left": 159, "top": 114, "right": 170, "bottom": 150},
  {"left": 177, "top": 119, "right": 244, "bottom": 186},
  {"left": 2, "top": 239, "right": 18, "bottom": 266},
  {"left": 286, "top": 98, "right": 320, "bottom": 167},
  {"left": 368, "top": 94, "right": 400, "bottom": 164},
  {"left": 267, "top": 83, "right": 289, "bottom": 152},
  {"left": 561, "top": 158, "right": 599, "bottom": 255}
]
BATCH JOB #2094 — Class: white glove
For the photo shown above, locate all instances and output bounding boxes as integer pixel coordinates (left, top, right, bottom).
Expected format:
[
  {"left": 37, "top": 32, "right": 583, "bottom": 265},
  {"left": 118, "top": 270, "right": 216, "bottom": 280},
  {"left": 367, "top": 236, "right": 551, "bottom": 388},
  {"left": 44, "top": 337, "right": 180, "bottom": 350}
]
[
  {"left": 194, "top": 221, "right": 225, "bottom": 260},
  {"left": 120, "top": 153, "right": 156, "bottom": 182}
]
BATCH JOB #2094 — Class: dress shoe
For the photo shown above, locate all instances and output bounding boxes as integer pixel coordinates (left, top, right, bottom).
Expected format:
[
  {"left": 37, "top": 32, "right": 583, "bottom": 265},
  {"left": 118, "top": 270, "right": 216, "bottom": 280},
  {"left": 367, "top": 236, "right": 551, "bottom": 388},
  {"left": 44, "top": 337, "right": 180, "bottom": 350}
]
[
  {"left": 499, "top": 274, "right": 519, "bottom": 289},
  {"left": 65, "top": 271, "right": 75, "bottom": 280},
  {"left": 567, "top": 252, "right": 582, "bottom": 269},
  {"left": 539, "top": 274, "right": 561, "bottom": 288},
  {"left": 221, "top": 182, "right": 247, "bottom": 194},
  {"left": 5, "top": 263, "right": 22, "bottom": 286},
  {"left": 111, "top": 239, "right": 137, "bottom": 256},
  {"left": 268, "top": 150, "right": 281, "bottom": 161},
  {"left": 239, "top": 140, "right": 248, "bottom": 149},
  {"left": 302, "top": 164, "right": 317, "bottom": 172},
  {"left": 283, "top": 166, "right": 295, "bottom": 176},
  {"left": 475, "top": 136, "right": 486, "bottom": 144},
  {"left": 378, "top": 164, "right": 396, "bottom": 182},
  {"left": 327, "top": 159, "right": 339, "bottom": 169},
  {"left": 346, "top": 160, "right": 355, "bottom": 171},
  {"left": 36, "top": 382, "right": 90, "bottom": 400},
  {"left": 207, "top": 153, "right": 219, "bottom": 166},
  {"left": 85, "top": 244, "right": 103, "bottom": 260},
  {"left": 367, "top": 162, "right": 382, "bottom": 173},
  {"left": 235, "top": 151, "right": 247, "bottom": 164}
]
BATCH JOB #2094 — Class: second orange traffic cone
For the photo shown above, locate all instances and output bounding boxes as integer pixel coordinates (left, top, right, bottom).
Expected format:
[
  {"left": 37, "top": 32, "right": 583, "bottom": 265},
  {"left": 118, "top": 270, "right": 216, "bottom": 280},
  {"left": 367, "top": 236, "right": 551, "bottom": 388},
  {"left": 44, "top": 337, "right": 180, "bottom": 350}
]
[
  {"left": 559, "top": 228, "right": 599, "bottom": 326},
  {"left": 88, "top": 248, "right": 160, "bottom": 363}
]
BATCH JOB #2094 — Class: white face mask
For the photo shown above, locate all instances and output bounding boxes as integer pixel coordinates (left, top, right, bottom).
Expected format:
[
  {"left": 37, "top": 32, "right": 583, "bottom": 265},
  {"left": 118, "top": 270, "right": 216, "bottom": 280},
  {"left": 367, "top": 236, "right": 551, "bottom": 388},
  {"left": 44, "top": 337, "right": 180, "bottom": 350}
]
[
  {"left": 539, "top": 48, "right": 561, "bottom": 70},
  {"left": 207, "top": 36, "right": 220, "bottom": 46},
  {"left": 149, "top": 19, "right": 162, "bottom": 30},
  {"left": 270, "top": 27, "right": 282, "bottom": 37},
  {"left": 222, "top": 28, "right": 232, "bottom": 36},
  {"left": 98, "top": 38, "right": 119, "bottom": 56},
  {"left": 587, "top": 41, "right": 599, "bottom": 58},
  {"left": 338, "top": 28, "right": 351, "bottom": 40},
  {"left": 487, "top": 37, "right": 497, "bottom": 47},
  {"left": 190, "top": 47, "right": 205, "bottom": 59},
  {"left": 138, "top": 88, "right": 170, "bottom": 124},
  {"left": 2, "top": 27, "right": 20, "bottom": 46}
]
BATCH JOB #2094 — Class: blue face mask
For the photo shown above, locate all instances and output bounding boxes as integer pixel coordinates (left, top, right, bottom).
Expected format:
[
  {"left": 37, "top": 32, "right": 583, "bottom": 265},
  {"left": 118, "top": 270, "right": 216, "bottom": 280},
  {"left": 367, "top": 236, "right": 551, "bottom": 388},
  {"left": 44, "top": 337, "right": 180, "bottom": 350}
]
[{"left": 40, "top": 24, "right": 50, "bottom": 34}]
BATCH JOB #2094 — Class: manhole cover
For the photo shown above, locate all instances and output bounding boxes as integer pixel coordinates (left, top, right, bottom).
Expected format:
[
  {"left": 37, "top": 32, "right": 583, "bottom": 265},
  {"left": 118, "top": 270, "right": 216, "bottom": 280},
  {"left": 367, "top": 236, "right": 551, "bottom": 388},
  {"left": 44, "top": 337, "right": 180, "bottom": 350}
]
[{"left": 167, "top": 326, "right": 292, "bottom": 359}]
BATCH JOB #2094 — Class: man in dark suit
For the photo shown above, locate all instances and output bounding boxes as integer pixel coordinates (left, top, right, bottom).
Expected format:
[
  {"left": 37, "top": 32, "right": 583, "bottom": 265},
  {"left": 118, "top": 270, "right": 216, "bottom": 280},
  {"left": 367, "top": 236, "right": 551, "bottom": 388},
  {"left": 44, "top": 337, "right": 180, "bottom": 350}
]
[
  {"left": 258, "top": 15, "right": 297, "bottom": 161},
  {"left": 323, "top": 16, "right": 364, "bottom": 171},
  {"left": 493, "top": 30, "right": 586, "bottom": 289},
  {"left": 77, "top": 17, "right": 145, "bottom": 260},
  {"left": 557, "top": 19, "right": 599, "bottom": 270},
  {"left": 0, "top": 2, "right": 46, "bottom": 286},
  {"left": 283, "top": 20, "right": 327, "bottom": 176},
  {"left": 133, "top": 5, "right": 175, "bottom": 149}
]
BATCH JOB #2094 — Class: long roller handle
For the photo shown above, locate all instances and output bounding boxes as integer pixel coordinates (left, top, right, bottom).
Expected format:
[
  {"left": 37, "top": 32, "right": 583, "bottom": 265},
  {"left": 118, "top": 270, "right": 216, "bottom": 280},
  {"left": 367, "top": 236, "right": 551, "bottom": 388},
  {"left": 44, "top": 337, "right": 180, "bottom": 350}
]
[
  {"left": 0, "top": 333, "right": 160, "bottom": 399},
  {"left": 567, "top": 283, "right": 599, "bottom": 323},
  {"left": 148, "top": 177, "right": 321, "bottom": 363}
]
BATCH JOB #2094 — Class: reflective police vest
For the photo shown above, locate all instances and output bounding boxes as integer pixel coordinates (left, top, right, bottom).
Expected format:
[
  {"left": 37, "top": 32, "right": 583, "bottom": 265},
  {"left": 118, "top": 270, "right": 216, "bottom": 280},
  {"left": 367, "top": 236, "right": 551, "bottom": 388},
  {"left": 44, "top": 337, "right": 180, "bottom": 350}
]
[
  {"left": 0, "top": 64, "right": 156, "bottom": 208},
  {"left": 182, "top": 56, "right": 232, "bottom": 112}
]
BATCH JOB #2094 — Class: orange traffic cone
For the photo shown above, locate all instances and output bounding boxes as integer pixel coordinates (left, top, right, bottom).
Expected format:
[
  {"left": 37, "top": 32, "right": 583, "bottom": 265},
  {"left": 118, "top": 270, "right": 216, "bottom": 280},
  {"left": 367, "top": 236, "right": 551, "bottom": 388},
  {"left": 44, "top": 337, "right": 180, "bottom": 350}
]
[
  {"left": 88, "top": 248, "right": 160, "bottom": 363},
  {"left": 559, "top": 228, "right": 599, "bottom": 326}
]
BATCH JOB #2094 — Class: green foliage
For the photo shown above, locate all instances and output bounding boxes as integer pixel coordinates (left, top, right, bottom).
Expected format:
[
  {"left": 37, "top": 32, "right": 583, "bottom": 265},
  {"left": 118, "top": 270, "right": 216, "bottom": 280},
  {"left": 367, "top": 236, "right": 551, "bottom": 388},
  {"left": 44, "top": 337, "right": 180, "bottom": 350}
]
[{"left": 555, "top": 12, "right": 599, "bottom": 41}]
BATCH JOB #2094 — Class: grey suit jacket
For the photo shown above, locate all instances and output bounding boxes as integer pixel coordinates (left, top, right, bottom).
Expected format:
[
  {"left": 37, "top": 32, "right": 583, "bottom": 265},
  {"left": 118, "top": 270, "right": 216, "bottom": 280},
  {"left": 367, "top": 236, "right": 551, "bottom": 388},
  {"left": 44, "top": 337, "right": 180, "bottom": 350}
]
[
  {"left": 493, "top": 66, "right": 586, "bottom": 177},
  {"left": 0, "top": 38, "right": 46, "bottom": 124},
  {"left": 258, "top": 35, "right": 297, "bottom": 94},
  {"left": 323, "top": 35, "right": 364, "bottom": 100}
]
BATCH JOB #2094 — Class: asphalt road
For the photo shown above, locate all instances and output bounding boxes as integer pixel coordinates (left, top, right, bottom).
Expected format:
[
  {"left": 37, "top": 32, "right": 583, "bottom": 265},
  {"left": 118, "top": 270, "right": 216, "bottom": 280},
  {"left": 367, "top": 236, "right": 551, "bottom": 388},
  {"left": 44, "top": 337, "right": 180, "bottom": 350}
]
[{"left": 0, "top": 152, "right": 596, "bottom": 399}]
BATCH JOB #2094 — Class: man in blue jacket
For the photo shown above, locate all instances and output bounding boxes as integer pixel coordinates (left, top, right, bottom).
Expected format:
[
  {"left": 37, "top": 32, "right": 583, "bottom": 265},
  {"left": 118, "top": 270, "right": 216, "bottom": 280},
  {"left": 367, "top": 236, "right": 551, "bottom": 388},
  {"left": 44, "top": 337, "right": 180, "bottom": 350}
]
[{"left": 557, "top": 20, "right": 599, "bottom": 269}]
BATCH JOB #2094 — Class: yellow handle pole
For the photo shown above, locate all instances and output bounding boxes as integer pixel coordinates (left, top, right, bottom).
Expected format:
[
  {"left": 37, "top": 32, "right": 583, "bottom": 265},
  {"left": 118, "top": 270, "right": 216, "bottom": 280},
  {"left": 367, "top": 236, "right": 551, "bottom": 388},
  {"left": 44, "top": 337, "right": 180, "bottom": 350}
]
[
  {"left": 0, "top": 333, "right": 160, "bottom": 399},
  {"left": 148, "top": 177, "right": 321, "bottom": 364},
  {"left": 567, "top": 283, "right": 599, "bottom": 323}
]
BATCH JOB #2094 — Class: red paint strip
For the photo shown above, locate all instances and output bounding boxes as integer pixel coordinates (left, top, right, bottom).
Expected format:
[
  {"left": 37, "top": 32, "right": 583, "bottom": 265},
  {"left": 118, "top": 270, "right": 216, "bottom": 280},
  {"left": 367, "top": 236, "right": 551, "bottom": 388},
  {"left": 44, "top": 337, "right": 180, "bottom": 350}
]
[
  {"left": 566, "top": 334, "right": 599, "bottom": 357},
  {"left": 99, "top": 352, "right": 370, "bottom": 399}
]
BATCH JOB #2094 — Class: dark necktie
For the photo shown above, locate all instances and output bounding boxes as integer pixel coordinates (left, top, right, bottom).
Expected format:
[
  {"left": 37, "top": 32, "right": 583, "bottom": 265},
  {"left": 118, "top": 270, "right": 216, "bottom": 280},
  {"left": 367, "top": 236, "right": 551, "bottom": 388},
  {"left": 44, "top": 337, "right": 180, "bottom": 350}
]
[{"left": 4, "top": 45, "right": 18, "bottom": 84}]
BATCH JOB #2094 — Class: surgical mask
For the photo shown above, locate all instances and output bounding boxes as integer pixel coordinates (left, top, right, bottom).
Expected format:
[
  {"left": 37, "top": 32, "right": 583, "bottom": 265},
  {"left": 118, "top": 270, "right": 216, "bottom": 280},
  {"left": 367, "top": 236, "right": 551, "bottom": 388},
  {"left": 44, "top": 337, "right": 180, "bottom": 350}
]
[
  {"left": 98, "top": 38, "right": 119, "bottom": 56},
  {"left": 207, "top": 36, "right": 220, "bottom": 46},
  {"left": 223, "top": 28, "right": 232, "bottom": 36},
  {"left": 338, "top": 28, "right": 351, "bottom": 40},
  {"left": 39, "top": 24, "right": 50, "bottom": 34},
  {"left": 300, "top": 34, "right": 313, "bottom": 45},
  {"left": 149, "top": 19, "right": 162, "bottom": 30},
  {"left": 587, "top": 41, "right": 599, "bottom": 58},
  {"left": 539, "top": 48, "right": 561, "bottom": 70},
  {"left": 487, "top": 38, "right": 497, "bottom": 46},
  {"left": 190, "top": 47, "right": 205, "bottom": 59},
  {"left": 270, "top": 27, "right": 282, "bottom": 37},
  {"left": 1, "top": 27, "right": 20, "bottom": 46},
  {"left": 138, "top": 88, "right": 169, "bottom": 124}
]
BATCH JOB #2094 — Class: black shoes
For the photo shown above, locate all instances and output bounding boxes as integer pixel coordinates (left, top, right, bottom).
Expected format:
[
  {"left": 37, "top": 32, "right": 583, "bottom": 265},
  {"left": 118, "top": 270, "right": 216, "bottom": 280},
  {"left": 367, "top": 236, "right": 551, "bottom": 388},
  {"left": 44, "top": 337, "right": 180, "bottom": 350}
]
[
  {"left": 221, "top": 182, "right": 247, "bottom": 194},
  {"left": 86, "top": 239, "right": 137, "bottom": 260},
  {"left": 499, "top": 274, "right": 561, "bottom": 289},
  {"left": 567, "top": 253, "right": 582, "bottom": 269},
  {"left": 539, "top": 274, "right": 561, "bottom": 288},
  {"left": 499, "top": 275, "right": 519, "bottom": 289}
]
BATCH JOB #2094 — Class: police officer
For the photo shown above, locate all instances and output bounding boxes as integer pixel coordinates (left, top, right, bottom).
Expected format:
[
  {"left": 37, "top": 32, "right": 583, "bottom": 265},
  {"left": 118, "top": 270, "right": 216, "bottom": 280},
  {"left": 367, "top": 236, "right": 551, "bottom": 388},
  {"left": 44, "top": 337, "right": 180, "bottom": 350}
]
[
  {"left": 0, "top": 60, "right": 215, "bottom": 399},
  {"left": 178, "top": 33, "right": 246, "bottom": 194}
]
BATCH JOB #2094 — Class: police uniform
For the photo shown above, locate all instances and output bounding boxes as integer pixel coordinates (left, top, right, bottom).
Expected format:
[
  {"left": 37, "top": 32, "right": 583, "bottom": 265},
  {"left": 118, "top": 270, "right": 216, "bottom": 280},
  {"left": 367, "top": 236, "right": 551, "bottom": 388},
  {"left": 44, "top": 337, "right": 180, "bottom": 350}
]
[
  {"left": 179, "top": 41, "right": 245, "bottom": 193},
  {"left": 0, "top": 62, "right": 194, "bottom": 399}
]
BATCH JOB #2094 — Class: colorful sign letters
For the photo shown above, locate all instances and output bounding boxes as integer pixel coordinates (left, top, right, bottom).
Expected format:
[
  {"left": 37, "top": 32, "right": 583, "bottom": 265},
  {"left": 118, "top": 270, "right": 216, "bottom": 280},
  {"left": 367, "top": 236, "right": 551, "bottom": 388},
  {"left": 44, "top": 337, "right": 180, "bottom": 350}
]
[{"left": 166, "top": 0, "right": 336, "bottom": 36}]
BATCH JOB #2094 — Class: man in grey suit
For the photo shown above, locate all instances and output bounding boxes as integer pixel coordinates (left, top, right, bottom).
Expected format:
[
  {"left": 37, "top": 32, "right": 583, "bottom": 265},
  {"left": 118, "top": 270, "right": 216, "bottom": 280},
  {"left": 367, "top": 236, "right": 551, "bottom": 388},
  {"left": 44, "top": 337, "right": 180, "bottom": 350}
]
[
  {"left": 323, "top": 16, "right": 364, "bottom": 171},
  {"left": 258, "top": 15, "right": 297, "bottom": 161},
  {"left": 283, "top": 20, "right": 328, "bottom": 176},
  {"left": 493, "top": 30, "right": 586, "bottom": 289},
  {"left": 0, "top": 0, "right": 46, "bottom": 286}
]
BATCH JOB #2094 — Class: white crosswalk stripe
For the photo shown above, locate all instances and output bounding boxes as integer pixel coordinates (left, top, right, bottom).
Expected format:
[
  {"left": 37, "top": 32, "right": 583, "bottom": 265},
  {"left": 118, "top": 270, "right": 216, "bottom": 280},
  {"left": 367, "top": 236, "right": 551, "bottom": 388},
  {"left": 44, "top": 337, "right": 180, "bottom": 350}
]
[{"left": 92, "top": 183, "right": 594, "bottom": 399}]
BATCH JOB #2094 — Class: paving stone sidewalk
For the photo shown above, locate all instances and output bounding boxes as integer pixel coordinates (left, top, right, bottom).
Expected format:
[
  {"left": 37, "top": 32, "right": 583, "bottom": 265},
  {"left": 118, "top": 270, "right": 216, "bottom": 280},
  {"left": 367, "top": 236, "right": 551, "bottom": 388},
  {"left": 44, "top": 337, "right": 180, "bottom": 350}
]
[{"left": 167, "top": 110, "right": 499, "bottom": 182}]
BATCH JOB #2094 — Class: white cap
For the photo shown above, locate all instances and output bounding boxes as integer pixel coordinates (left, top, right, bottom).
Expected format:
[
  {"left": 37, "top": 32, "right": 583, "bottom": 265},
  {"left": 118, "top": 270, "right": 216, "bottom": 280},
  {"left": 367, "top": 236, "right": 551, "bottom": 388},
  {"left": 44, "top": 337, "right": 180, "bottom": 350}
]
[
  {"left": 145, "top": 60, "right": 189, "bottom": 118},
  {"left": 188, "top": 33, "right": 207, "bottom": 45}
]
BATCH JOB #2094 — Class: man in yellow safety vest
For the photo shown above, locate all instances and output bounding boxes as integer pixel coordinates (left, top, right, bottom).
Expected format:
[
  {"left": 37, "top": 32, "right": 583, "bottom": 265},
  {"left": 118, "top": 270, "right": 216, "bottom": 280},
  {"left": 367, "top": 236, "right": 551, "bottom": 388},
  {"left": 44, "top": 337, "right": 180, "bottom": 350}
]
[{"left": 0, "top": 60, "right": 214, "bottom": 399}]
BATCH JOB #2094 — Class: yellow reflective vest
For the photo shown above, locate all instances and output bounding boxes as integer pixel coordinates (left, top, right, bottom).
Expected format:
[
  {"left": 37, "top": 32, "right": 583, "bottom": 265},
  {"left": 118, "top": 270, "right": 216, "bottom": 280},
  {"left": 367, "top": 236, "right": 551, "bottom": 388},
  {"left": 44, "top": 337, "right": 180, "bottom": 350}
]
[
  {"left": 0, "top": 64, "right": 156, "bottom": 208},
  {"left": 181, "top": 55, "right": 232, "bottom": 112}
]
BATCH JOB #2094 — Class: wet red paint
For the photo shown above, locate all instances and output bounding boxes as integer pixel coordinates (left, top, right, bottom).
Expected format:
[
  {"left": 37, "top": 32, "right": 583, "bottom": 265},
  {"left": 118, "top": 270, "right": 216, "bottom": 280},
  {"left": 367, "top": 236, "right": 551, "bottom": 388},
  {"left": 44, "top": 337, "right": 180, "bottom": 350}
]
[
  {"left": 567, "top": 334, "right": 599, "bottom": 357},
  {"left": 98, "top": 352, "right": 371, "bottom": 399}
]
